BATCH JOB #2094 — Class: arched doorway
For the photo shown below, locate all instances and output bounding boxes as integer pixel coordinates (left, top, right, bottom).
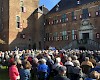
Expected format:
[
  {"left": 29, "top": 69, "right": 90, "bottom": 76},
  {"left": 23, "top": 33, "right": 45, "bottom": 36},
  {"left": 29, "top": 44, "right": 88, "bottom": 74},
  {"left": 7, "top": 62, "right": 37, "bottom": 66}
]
[{"left": 79, "top": 19, "right": 94, "bottom": 40}]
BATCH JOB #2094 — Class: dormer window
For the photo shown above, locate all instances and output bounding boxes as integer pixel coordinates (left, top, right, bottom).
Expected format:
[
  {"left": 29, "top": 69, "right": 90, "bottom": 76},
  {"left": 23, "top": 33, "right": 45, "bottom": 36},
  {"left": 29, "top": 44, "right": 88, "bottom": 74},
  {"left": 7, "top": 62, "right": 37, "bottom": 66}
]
[
  {"left": 56, "top": 4, "right": 59, "bottom": 11},
  {"left": 77, "top": 0, "right": 80, "bottom": 5},
  {"left": 56, "top": 7, "right": 59, "bottom": 11}
]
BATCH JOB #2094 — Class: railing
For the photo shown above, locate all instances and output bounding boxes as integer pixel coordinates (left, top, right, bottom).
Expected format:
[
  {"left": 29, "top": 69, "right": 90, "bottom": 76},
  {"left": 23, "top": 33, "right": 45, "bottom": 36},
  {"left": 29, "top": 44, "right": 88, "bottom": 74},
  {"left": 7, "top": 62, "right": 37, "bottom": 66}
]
[
  {"left": 77, "top": 39, "right": 87, "bottom": 44},
  {"left": 63, "top": 40, "right": 78, "bottom": 49},
  {"left": 63, "top": 39, "right": 100, "bottom": 50},
  {"left": 87, "top": 39, "right": 100, "bottom": 50}
]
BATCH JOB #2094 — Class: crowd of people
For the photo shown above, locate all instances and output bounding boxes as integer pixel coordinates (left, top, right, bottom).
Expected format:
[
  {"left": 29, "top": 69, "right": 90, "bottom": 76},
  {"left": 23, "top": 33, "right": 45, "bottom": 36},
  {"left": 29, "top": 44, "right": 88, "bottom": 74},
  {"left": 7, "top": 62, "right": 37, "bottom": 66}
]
[{"left": 0, "top": 49, "right": 100, "bottom": 80}]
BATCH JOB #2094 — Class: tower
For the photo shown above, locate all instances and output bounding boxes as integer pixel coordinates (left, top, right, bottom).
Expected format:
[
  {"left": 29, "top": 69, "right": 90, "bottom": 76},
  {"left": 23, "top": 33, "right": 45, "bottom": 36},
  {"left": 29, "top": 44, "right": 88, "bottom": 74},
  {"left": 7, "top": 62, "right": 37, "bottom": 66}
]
[{"left": 0, "top": 0, "right": 39, "bottom": 51}]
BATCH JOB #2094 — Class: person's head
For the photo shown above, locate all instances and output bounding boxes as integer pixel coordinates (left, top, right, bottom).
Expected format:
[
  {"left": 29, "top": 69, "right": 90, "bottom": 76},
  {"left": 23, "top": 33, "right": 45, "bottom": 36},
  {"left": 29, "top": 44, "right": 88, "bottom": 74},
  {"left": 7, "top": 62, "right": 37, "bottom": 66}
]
[
  {"left": 33, "top": 58, "right": 38, "bottom": 63},
  {"left": 58, "top": 66, "right": 66, "bottom": 75},
  {"left": 24, "top": 55, "right": 28, "bottom": 60},
  {"left": 67, "top": 57, "right": 72, "bottom": 61},
  {"left": 55, "top": 57, "right": 61, "bottom": 63},
  {"left": 39, "top": 58, "right": 46, "bottom": 64},
  {"left": 72, "top": 55, "right": 78, "bottom": 60},
  {"left": 73, "top": 61, "right": 80, "bottom": 67},
  {"left": 10, "top": 60, "right": 17, "bottom": 66},
  {"left": 85, "top": 57, "right": 89, "bottom": 61},
  {"left": 89, "top": 71, "right": 100, "bottom": 79},
  {"left": 23, "top": 61, "right": 31, "bottom": 69}
]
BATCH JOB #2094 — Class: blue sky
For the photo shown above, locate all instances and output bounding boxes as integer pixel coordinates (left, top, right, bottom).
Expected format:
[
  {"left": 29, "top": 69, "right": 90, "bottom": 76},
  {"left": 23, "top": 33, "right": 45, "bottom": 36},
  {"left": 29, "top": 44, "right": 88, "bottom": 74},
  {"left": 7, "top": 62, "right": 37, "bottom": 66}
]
[{"left": 39, "top": 0, "right": 60, "bottom": 10}]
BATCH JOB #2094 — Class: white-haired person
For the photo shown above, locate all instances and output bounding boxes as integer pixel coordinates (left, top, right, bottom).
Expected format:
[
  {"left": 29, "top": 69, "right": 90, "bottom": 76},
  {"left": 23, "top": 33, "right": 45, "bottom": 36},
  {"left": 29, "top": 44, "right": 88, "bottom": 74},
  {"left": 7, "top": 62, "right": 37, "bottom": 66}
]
[
  {"left": 64, "top": 57, "right": 74, "bottom": 66},
  {"left": 52, "top": 57, "right": 63, "bottom": 76},
  {"left": 37, "top": 58, "right": 50, "bottom": 80},
  {"left": 52, "top": 57, "right": 63, "bottom": 69},
  {"left": 72, "top": 55, "right": 80, "bottom": 66}
]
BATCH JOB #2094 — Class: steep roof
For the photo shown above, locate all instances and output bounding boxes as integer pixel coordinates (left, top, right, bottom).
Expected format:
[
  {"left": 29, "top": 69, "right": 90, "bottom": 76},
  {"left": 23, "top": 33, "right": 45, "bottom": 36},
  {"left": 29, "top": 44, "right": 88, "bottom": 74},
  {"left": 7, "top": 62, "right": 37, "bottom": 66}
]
[
  {"left": 33, "top": 5, "right": 49, "bottom": 14},
  {"left": 48, "top": 0, "right": 99, "bottom": 15}
]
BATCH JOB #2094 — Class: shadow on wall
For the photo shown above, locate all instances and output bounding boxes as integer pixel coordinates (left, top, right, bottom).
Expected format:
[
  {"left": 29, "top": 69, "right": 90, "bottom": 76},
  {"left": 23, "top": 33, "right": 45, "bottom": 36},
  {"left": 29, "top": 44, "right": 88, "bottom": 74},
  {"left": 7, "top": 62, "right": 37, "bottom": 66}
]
[{"left": 9, "top": 13, "right": 36, "bottom": 51}]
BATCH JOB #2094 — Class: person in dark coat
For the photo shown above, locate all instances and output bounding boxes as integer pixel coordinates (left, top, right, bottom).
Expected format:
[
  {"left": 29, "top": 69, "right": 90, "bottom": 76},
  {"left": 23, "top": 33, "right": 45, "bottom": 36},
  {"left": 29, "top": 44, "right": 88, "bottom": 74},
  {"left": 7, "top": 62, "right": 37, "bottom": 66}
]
[
  {"left": 53, "top": 66, "right": 70, "bottom": 80},
  {"left": 37, "top": 58, "right": 50, "bottom": 80},
  {"left": 20, "top": 61, "right": 31, "bottom": 80}
]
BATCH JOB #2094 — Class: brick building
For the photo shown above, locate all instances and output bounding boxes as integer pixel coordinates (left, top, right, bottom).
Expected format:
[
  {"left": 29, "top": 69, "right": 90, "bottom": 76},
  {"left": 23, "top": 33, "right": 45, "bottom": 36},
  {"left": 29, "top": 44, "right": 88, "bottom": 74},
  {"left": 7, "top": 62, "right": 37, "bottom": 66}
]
[
  {"left": 0, "top": 0, "right": 100, "bottom": 51},
  {"left": 32, "top": 6, "right": 48, "bottom": 50},
  {"left": 44, "top": 0, "right": 100, "bottom": 50},
  {"left": 0, "top": 0, "right": 39, "bottom": 51}
]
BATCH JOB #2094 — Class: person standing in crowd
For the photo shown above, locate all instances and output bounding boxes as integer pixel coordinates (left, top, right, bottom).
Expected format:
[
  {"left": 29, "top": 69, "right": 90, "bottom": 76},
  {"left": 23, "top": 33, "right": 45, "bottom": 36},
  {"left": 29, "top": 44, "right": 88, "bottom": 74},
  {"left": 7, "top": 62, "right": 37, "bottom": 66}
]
[
  {"left": 20, "top": 61, "right": 31, "bottom": 80},
  {"left": 64, "top": 57, "right": 74, "bottom": 66},
  {"left": 80, "top": 57, "right": 94, "bottom": 77},
  {"left": 85, "top": 71, "right": 100, "bottom": 80},
  {"left": 37, "top": 58, "right": 50, "bottom": 80},
  {"left": 31, "top": 58, "right": 39, "bottom": 80},
  {"left": 9, "top": 61, "right": 20, "bottom": 80},
  {"left": 90, "top": 61, "right": 100, "bottom": 73},
  {"left": 53, "top": 66, "right": 70, "bottom": 80},
  {"left": 52, "top": 57, "right": 63, "bottom": 76}
]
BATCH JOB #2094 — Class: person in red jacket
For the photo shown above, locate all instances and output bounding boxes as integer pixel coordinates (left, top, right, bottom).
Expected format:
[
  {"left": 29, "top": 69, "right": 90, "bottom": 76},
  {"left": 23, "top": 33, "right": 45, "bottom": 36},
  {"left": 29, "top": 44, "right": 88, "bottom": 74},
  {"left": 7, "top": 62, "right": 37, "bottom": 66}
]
[{"left": 9, "top": 60, "right": 20, "bottom": 80}]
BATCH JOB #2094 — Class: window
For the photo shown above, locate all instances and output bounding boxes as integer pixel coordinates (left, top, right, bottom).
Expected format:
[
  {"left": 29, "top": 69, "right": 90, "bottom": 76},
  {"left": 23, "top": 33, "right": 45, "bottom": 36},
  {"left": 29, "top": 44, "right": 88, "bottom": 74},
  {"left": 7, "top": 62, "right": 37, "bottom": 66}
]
[
  {"left": 88, "top": 12, "right": 91, "bottom": 17},
  {"left": 72, "top": 12, "right": 77, "bottom": 21},
  {"left": 96, "top": 33, "right": 100, "bottom": 39},
  {"left": 20, "top": 1, "right": 26, "bottom": 12},
  {"left": 45, "top": 33, "right": 49, "bottom": 41},
  {"left": 82, "top": 8, "right": 89, "bottom": 19},
  {"left": 61, "top": 14, "right": 67, "bottom": 23},
  {"left": 74, "top": 34, "right": 77, "bottom": 40},
  {"left": 53, "top": 32, "right": 58, "bottom": 41},
  {"left": 16, "top": 16, "right": 20, "bottom": 28},
  {"left": 45, "top": 19, "right": 49, "bottom": 25},
  {"left": 96, "top": 11, "right": 99, "bottom": 16},
  {"left": 20, "top": 33, "right": 25, "bottom": 39},
  {"left": 56, "top": 4, "right": 59, "bottom": 11},
  {"left": 21, "top": 6, "right": 24, "bottom": 12},
  {"left": 62, "top": 31, "right": 67, "bottom": 40},
  {"left": 52, "top": 21, "right": 53, "bottom": 25},
  {"left": 80, "top": 14, "right": 82, "bottom": 19},
  {"left": 56, "top": 20, "right": 59, "bottom": 23},
  {"left": 59, "top": 19, "right": 61, "bottom": 23},
  {"left": 77, "top": 0, "right": 80, "bottom": 5},
  {"left": 44, "top": 38, "right": 45, "bottom": 41},
  {"left": 72, "top": 12, "right": 74, "bottom": 20},
  {"left": 74, "top": 16, "right": 77, "bottom": 20},
  {"left": 57, "top": 36, "right": 60, "bottom": 41},
  {"left": 60, "top": 36, "right": 62, "bottom": 40},
  {"left": 54, "top": 17, "right": 57, "bottom": 24},
  {"left": 20, "top": 1, "right": 24, "bottom": 6},
  {"left": 66, "top": 18, "right": 69, "bottom": 21},
  {"left": 66, "top": 35, "right": 69, "bottom": 40},
  {"left": 72, "top": 30, "right": 75, "bottom": 40}
]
